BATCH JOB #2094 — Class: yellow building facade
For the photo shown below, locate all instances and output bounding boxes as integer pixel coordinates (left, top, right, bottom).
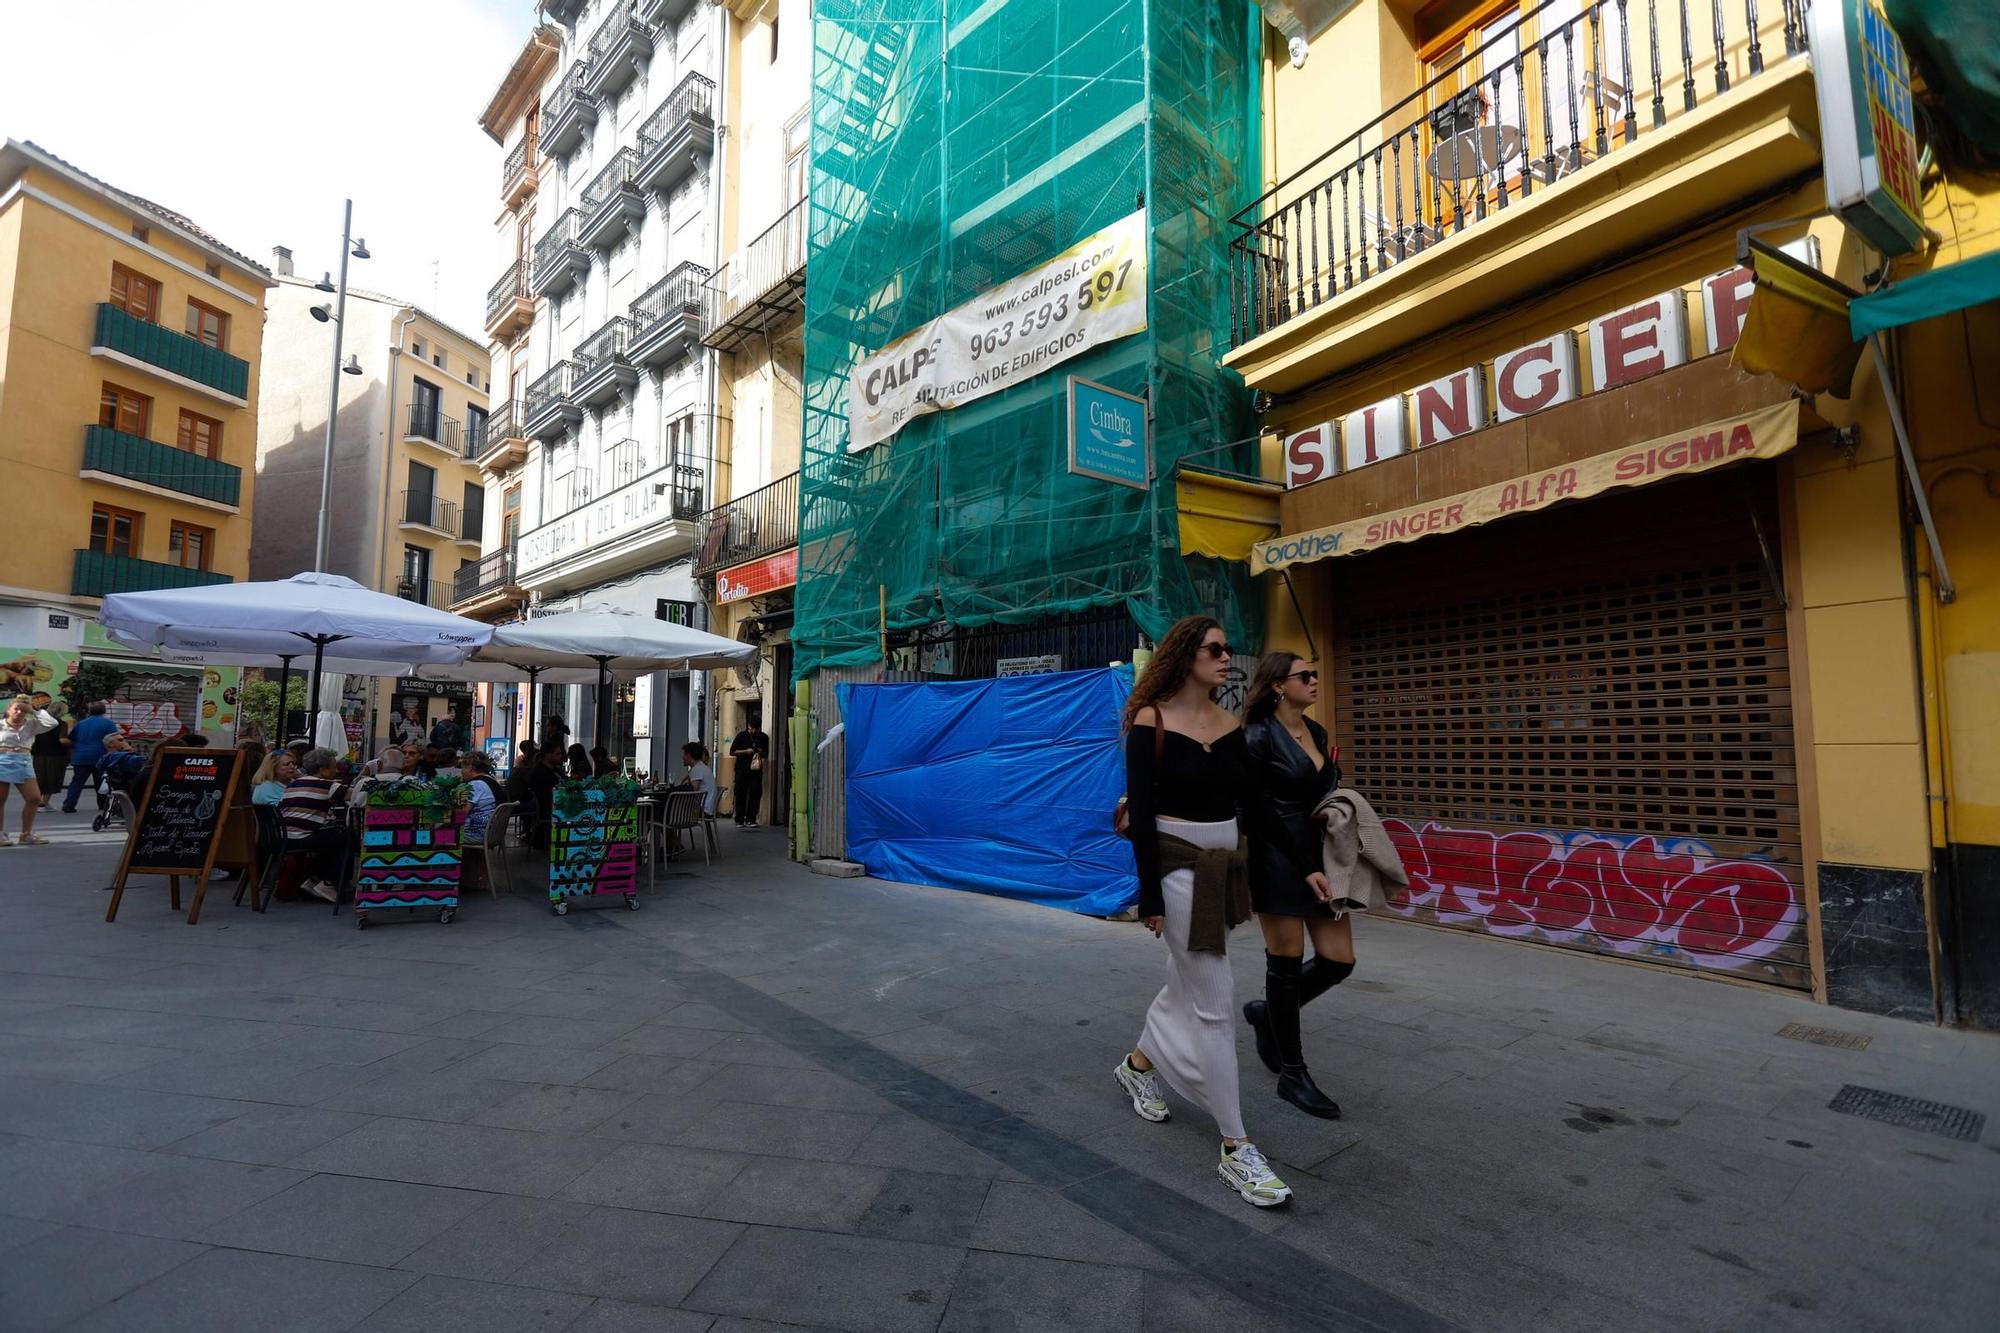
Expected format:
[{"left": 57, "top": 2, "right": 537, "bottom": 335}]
[
  {"left": 0, "top": 140, "right": 270, "bottom": 742},
  {"left": 1219, "top": 2, "right": 1999, "bottom": 1025}
]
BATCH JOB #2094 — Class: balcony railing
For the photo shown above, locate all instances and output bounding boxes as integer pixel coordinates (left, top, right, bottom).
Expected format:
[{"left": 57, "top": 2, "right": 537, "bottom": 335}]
[
  {"left": 542, "top": 65, "right": 599, "bottom": 159},
  {"left": 532, "top": 208, "right": 591, "bottom": 296},
  {"left": 406, "top": 404, "right": 463, "bottom": 454},
  {"left": 92, "top": 303, "right": 250, "bottom": 401},
  {"left": 584, "top": 8, "right": 653, "bottom": 97},
  {"left": 486, "top": 260, "right": 533, "bottom": 337},
  {"left": 81, "top": 425, "right": 242, "bottom": 507},
  {"left": 523, "top": 360, "right": 581, "bottom": 439},
  {"left": 548, "top": 469, "right": 595, "bottom": 518},
  {"left": 73, "top": 549, "right": 230, "bottom": 598},
  {"left": 1229, "top": 0, "right": 1809, "bottom": 345},
  {"left": 401, "top": 489, "right": 461, "bottom": 536},
  {"left": 636, "top": 73, "right": 717, "bottom": 194},
  {"left": 452, "top": 546, "right": 518, "bottom": 605},
  {"left": 630, "top": 262, "right": 709, "bottom": 365},
  {"left": 399, "top": 578, "right": 453, "bottom": 610},
  {"left": 574, "top": 316, "right": 638, "bottom": 406},
  {"left": 695, "top": 469, "right": 800, "bottom": 576},
  {"left": 484, "top": 400, "right": 525, "bottom": 446},
  {"left": 706, "top": 199, "right": 807, "bottom": 351},
  {"left": 579, "top": 147, "right": 644, "bottom": 249},
  {"left": 501, "top": 134, "right": 539, "bottom": 206}
]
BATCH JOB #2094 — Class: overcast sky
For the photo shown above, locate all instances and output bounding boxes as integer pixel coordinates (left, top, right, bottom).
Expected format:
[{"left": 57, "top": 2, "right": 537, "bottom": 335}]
[{"left": 0, "top": 0, "right": 534, "bottom": 339}]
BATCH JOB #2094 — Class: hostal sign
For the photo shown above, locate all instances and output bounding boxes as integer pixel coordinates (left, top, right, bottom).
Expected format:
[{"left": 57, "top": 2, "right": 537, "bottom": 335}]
[{"left": 518, "top": 469, "right": 678, "bottom": 576}]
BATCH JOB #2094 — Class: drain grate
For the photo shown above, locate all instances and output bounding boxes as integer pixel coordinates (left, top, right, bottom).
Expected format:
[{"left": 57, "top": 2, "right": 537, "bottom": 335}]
[
  {"left": 1827, "top": 1085, "right": 1985, "bottom": 1142},
  {"left": 1777, "top": 1022, "right": 1872, "bottom": 1051}
]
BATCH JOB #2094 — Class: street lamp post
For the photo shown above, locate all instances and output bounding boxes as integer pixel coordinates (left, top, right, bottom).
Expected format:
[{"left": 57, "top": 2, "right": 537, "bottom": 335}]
[{"left": 313, "top": 200, "right": 368, "bottom": 573}]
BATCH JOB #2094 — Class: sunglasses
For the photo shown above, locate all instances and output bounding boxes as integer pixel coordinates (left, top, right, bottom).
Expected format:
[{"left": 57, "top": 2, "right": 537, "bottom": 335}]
[
  {"left": 1197, "top": 642, "right": 1235, "bottom": 659},
  {"left": 1285, "top": 669, "right": 1320, "bottom": 684}
]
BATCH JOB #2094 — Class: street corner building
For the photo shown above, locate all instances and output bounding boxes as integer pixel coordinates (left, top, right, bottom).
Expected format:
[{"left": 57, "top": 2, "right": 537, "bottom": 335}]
[
  {"left": 0, "top": 139, "right": 272, "bottom": 746},
  {"left": 1219, "top": 0, "right": 2000, "bottom": 1029}
]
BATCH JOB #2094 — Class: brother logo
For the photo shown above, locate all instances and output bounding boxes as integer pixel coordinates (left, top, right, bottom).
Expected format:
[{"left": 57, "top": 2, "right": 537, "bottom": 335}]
[{"left": 1261, "top": 531, "right": 1344, "bottom": 567}]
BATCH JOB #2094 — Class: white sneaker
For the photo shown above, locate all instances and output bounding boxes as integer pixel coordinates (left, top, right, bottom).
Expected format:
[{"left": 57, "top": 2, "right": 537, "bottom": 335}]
[
  {"left": 303, "top": 879, "right": 337, "bottom": 904},
  {"left": 1113, "top": 1057, "right": 1169, "bottom": 1123},
  {"left": 1218, "top": 1141, "right": 1292, "bottom": 1208}
]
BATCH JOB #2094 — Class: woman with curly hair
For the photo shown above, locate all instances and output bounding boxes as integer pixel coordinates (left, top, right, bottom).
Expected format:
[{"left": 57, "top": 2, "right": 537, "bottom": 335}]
[
  {"left": 1111, "top": 615, "right": 1291, "bottom": 1208},
  {"left": 1239, "top": 650, "right": 1347, "bottom": 1120}
]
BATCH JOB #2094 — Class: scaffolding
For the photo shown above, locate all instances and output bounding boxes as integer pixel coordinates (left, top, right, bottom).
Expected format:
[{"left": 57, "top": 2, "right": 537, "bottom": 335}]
[{"left": 798, "top": 0, "right": 1262, "bottom": 677}]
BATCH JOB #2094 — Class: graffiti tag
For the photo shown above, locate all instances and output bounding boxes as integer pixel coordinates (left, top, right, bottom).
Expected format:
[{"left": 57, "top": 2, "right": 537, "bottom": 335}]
[{"left": 1380, "top": 819, "right": 1801, "bottom": 972}]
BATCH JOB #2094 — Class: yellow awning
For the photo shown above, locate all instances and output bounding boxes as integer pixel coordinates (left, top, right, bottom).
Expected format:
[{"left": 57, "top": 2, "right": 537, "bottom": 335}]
[
  {"left": 1175, "top": 469, "right": 1281, "bottom": 562},
  {"left": 1732, "top": 239, "right": 1864, "bottom": 397}
]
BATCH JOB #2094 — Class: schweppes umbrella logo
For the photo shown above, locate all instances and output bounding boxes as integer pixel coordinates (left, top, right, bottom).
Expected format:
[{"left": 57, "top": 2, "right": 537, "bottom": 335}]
[{"left": 1253, "top": 401, "right": 1799, "bottom": 574}]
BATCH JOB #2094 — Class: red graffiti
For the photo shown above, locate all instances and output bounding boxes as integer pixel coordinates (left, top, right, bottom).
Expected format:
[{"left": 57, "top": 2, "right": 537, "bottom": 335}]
[{"left": 1382, "top": 820, "right": 1800, "bottom": 971}]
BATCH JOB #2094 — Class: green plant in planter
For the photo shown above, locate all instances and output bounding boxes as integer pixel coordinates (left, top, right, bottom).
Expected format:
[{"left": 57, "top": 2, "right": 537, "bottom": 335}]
[{"left": 552, "top": 772, "right": 639, "bottom": 821}]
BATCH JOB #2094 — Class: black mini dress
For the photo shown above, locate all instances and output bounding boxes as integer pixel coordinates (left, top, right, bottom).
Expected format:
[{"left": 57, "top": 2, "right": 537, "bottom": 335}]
[{"left": 1243, "top": 715, "right": 1343, "bottom": 918}]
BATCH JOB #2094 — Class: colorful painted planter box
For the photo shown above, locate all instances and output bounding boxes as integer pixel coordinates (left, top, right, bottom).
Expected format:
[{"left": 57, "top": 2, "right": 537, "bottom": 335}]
[
  {"left": 356, "top": 782, "right": 469, "bottom": 926},
  {"left": 549, "top": 781, "right": 641, "bottom": 915}
]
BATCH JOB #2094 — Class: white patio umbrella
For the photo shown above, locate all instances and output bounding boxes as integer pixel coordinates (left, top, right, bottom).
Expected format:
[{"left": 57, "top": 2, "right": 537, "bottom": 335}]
[
  {"left": 100, "top": 572, "right": 491, "bottom": 722},
  {"left": 476, "top": 608, "right": 757, "bottom": 758}
]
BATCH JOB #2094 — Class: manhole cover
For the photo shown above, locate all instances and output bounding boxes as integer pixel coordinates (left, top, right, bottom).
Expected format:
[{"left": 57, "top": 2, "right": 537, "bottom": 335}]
[
  {"left": 1827, "top": 1085, "right": 1984, "bottom": 1142},
  {"left": 1777, "top": 1022, "right": 1872, "bottom": 1051}
]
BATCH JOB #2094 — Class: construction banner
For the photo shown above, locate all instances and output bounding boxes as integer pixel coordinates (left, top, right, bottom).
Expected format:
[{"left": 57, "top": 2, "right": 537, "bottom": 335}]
[{"left": 1251, "top": 400, "right": 1799, "bottom": 574}]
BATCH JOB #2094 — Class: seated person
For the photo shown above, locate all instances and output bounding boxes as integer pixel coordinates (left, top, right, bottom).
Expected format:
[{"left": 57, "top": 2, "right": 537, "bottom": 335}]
[
  {"left": 502, "top": 740, "right": 538, "bottom": 806},
  {"left": 93, "top": 733, "right": 147, "bottom": 793},
  {"left": 349, "top": 747, "right": 406, "bottom": 805},
  {"left": 250, "top": 749, "right": 299, "bottom": 806},
  {"left": 678, "top": 742, "right": 720, "bottom": 818},
  {"left": 277, "top": 747, "right": 349, "bottom": 904},
  {"left": 459, "top": 752, "right": 502, "bottom": 843}
]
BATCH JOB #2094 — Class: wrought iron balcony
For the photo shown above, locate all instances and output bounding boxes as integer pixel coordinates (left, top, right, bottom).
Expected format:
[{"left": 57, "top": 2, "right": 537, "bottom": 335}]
[
  {"left": 601, "top": 439, "right": 645, "bottom": 492},
  {"left": 705, "top": 200, "right": 807, "bottom": 353},
  {"left": 636, "top": 73, "right": 716, "bottom": 196},
  {"left": 657, "top": 461, "right": 706, "bottom": 522},
  {"left": 1228, "top": 0, "right": 1808, "bottom": 346},
  {"left": 523, "top": 360, "right": 582, "bottom": 440},
  {"left": 584, "top": 8, "right": 652, "bottom": 99},
  {"left": 574, "top": 316, "right": 638, "bottom": 407},
  {"left": 400, "top": 489, "right": 461, "bottom": 537},
  {"left": 486, "top": 260, "right": 534, "bottom": 341},
  {"left": 451, "top": 545, "right": 520, "bottom": 609},
  {"left": 91, "top": 303, "right": 250, "bottom": 402},
  {"left": 579, "top": 147, "right": 645, "bottom": 250},
  {"left": 81, "top": 425, "right": 242, "bottom": 507},
  {"left": 542, "top": 65, "right": 599, "bottom": 160},
  {"left": 695, "top": 469, "right": 799, "bottom": 577},
  {"left": 637, "top": 0, "right": 699, "bottom": 27},
  {"left": 547, "top": 468, "right": 595, "bottom": 518},
  {"left": 73, "top": 549, "right": 230, "bottom": 598},
  {"left": 398, "top": 577, "right": 453, "bottom": 609},
  {"left": 532, "top": 208, "right": 592, "bottom": 297},
  {"left": 405, "top": 404, "right": 463, "bottom": 455},
  {"left": 629, "top": 262, "right": 709, "bottom": 368},
  {"left": 501, "top": 133, "right": 540, "bottom": 210},
  {"left": 475, "top": 400, "right": 529, "bottom": 472}
]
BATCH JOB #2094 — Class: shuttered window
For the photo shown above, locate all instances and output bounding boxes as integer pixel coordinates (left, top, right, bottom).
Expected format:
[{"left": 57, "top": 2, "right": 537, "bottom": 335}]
[{"left": 1330, "top": 469, "right": 1808, "bottom": 989}]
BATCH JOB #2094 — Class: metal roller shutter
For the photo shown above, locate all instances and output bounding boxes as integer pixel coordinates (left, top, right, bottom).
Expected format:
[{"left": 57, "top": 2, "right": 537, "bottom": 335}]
[{"left": 1331, "top": 468, "right": 1810, "bottom": 990}]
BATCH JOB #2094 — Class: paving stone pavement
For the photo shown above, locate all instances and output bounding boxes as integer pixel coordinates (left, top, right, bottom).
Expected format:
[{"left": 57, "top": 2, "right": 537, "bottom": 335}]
[{"left": 0, "top": 811, "right": 1996, "bottom": 1331}]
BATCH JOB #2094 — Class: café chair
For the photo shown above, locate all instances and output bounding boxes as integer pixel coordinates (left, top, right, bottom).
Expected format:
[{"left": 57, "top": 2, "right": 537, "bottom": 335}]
[{"left": 460, "top": 801, "right": 516, "bottom": 899}]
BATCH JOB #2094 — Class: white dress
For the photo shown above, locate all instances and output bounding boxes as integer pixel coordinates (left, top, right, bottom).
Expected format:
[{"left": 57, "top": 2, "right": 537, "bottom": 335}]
[{"left": 1137, "top": 814, "right": 1247, "bottom": 1140}]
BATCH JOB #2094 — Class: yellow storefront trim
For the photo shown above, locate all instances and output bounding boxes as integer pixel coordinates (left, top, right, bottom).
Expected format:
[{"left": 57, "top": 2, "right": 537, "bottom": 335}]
[
  {"left": 1175, "top": 469, "right": 1281, "bottom": 562},
  {"left": 1252, "top": 401, "right": 1800, "bottom": 574}
]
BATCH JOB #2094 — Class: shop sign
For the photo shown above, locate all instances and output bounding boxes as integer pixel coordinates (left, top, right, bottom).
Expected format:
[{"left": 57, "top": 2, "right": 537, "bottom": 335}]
[
  {"left": 517, "top": 466, "right": 685, "bottom": 577},
  {"left": 632, "top": 674, "right": 652, "bottom": 739},
  {"left": 849, "top": 210, "right": 1149, "bottom": 452},
  {"left": 1278, "top": 254, "right": 1820, "bottom": 491},
  {"left": 1253, "top": 401, "right": 1799, "bottom": 573},
  {"left": 1067, "top": 377, "right": 1150, "bottom": 489},
  {"left": 395, "top": 678, "right": 471, "bottom": 698},
  {"left": 1810, "top": 0, "right": 1927, "bottom": 257},
  {"left": 717, "top": 548, "right": 799, "bottom": 604},
  {"left": 996, "top": 654, "right": 1062, "bottom": 677}
]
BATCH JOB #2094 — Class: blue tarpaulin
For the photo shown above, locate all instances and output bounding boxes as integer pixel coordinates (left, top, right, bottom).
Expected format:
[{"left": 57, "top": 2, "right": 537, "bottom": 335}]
[{"left": 841, "top": 666, "right": 1136, "bottom": 916}]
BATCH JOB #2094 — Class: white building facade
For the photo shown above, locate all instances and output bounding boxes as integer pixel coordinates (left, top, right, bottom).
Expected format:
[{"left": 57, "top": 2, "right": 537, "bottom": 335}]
[{"left": 471, "top": 0, "right": 724, "bottom": 775}]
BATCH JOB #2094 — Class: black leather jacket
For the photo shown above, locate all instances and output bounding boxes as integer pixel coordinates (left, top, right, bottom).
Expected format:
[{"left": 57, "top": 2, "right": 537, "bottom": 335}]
[{"left": 1243, "top": 715, "right": 1342, "bottom": 897}]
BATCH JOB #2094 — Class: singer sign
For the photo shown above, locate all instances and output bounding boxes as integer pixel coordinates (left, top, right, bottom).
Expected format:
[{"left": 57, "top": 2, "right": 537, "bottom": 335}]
[{"left": 1280, "top": 245, "right": 1817, "bottom": 491}]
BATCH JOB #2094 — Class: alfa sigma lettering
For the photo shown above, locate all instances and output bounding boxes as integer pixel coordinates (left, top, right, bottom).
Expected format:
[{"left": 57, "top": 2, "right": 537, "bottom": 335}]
[{"left": 1614, "top": 422, "right": 1756, "bottom": 479}]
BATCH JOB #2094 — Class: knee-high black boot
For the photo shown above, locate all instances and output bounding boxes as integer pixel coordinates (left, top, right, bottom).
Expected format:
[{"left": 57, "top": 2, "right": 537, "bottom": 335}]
[
  {"left": 1242, "top": 952, "right": 1289, "bottom": 1075},
  {"left": 1264, "top": 953, "right": 1340, "bottom": 1119},
  {"left": 1299, "top": 956, "right": 1355, "bottom": 1006}
]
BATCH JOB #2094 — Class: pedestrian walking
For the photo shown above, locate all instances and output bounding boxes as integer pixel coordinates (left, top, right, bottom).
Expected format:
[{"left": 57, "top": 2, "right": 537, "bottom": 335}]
[
  {"left": 28, "top": 691, "right": 67, "bottom": 808},
  {"left": 1239, "top": 651, "right": 1348, "bottom": 1120},
  {"left": 0, "top": 693, "right": 62, "bottom": 845},
  {"left": 61, "top": 701, "right": 122, "bottom": 812},
  {"left": 729, "top": 717, "right": 768, "bottom": 826},
  {"left": 1111, "top": 616, "right": 1291, "bottom": 1208}
]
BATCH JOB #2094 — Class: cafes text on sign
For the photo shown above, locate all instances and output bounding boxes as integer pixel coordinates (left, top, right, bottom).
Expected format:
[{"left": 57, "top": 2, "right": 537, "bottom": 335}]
[
  {"left": 848, "top": 211, "right": 1149, "bottom": 453},
  {"left": 1280, "top": 242, "right": 1818, "bottom": 491}
]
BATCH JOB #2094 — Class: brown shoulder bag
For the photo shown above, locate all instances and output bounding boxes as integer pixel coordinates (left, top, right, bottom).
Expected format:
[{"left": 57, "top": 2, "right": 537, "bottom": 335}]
[{"left": 1112, "top": 720, "right": 1167, "bottom": 839}]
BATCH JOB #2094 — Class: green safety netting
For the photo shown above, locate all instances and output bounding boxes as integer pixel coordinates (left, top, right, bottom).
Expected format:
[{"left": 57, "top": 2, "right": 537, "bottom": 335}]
[{"left": 798, "top": 0, "right": 1262, "bottom": 677}]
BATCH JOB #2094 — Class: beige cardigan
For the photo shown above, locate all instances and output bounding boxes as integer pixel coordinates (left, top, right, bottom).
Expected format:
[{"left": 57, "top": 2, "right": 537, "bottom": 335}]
[{"left": 1310, "top": 787, "right": 1410, "bottom": 916}]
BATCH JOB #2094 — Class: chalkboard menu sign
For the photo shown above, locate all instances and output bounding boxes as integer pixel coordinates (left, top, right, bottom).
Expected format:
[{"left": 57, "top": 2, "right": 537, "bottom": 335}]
[{"left": 107, "top": 746, "right": 250, "bottom": 925}]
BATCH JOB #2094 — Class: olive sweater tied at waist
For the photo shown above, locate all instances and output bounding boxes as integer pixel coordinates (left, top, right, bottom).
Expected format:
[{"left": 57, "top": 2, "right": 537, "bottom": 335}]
[{"left": 1155, "top": 830, "right": 1252, "bottom": 954}]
